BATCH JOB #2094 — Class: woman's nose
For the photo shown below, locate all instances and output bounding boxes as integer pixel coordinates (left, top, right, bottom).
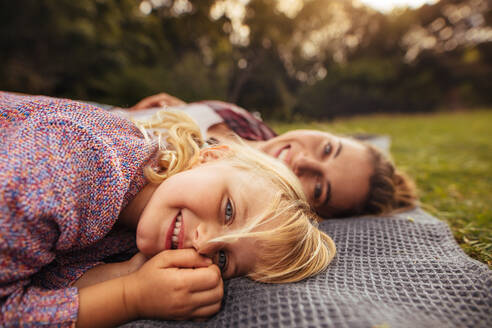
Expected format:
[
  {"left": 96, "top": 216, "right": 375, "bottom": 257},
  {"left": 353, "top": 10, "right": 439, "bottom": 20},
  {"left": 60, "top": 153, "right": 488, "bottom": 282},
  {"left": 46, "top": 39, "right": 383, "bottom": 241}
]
[{"left": 294, "top": 154, "right": 322, "bottom": 176}]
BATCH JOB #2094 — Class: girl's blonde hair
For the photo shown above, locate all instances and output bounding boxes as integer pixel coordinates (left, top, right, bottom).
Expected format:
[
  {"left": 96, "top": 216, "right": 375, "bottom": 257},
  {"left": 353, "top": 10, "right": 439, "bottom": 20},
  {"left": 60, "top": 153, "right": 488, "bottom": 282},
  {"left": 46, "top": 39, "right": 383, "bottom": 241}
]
[{"left": 133, "top": 110, "right": 336, "bottom": 283}]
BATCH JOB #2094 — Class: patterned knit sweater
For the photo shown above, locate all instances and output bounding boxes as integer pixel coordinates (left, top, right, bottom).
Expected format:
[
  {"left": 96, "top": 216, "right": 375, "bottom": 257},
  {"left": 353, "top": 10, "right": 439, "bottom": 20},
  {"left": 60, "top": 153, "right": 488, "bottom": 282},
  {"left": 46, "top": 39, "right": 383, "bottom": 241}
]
[{"left": 0, "top": 92, "right": 158, "bottom": 326}]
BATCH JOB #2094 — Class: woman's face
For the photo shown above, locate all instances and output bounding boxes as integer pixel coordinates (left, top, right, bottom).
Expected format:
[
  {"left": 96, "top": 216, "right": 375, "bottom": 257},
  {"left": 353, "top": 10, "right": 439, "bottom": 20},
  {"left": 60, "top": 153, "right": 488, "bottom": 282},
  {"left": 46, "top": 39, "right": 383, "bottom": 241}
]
[
  {"left": 258, "top": 130, "right": 373, "bottom": 217},
  {"left": 136, "top": 161, "right": 276, "bottom": 279}
]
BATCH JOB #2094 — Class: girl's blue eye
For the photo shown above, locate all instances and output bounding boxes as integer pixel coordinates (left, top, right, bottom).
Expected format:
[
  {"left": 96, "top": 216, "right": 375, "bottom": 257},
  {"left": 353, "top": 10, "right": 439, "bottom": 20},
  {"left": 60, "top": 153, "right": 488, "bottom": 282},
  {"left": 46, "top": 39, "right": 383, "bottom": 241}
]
[
  {"left": 217, "top": 250, "right": 228, "bottom": 273},
  {"left": 324, "top": 143, "right": 332, "bottom": 155},
  {"left": 225, "top": 199, "right": 234, "bottom": 223}
]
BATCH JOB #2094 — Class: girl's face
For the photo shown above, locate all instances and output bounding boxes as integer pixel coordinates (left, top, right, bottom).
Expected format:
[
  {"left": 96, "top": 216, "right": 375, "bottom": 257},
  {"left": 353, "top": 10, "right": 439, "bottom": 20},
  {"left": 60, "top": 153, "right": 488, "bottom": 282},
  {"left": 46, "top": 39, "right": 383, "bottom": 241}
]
[
  {"left": 136, "top": 161, "right": 276, "bottom": 279},
  {"left": 258, "top": 130, "right": 373, "bottom": 217}
]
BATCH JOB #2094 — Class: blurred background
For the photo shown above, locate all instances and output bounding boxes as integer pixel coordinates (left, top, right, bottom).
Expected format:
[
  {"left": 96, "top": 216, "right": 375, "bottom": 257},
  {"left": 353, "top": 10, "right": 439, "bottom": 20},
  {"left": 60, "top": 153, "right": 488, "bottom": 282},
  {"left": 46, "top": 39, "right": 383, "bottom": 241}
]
[
  {"left": 1, "top": 0, "right": 491, "bottom": 267},
  {"left": 0, "top": 0, "right": 490, "bottom": 119}
]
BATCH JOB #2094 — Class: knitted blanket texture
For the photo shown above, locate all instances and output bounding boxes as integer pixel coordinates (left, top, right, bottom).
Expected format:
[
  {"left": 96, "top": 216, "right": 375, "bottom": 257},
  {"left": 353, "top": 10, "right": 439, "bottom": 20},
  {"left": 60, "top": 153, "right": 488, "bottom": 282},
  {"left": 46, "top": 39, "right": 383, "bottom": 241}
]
[{"left": 122, "top": 208, "right": 492, "bottom": 328}]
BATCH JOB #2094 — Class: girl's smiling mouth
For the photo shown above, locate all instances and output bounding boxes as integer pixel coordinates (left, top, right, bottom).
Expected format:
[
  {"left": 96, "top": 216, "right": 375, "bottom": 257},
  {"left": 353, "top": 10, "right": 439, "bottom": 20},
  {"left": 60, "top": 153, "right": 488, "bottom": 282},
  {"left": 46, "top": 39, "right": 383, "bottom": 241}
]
[{"left": 166, "top": 211, "right": 184, "bottom": 250}]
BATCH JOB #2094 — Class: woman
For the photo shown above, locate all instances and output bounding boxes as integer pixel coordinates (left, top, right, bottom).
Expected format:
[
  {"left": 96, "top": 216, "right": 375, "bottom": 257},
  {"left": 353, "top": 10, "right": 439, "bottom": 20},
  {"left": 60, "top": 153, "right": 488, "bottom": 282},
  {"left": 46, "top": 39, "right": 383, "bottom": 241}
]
[{"left": 125, "top": 93, "right": 418, "bottom": 218}]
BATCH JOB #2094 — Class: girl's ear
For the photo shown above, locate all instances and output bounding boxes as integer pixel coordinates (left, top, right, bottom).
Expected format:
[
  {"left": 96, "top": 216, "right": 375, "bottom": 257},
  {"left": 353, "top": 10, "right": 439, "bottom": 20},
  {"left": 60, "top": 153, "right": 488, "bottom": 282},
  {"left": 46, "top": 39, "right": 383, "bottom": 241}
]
[{"left": 199, "top": 145, "right": 230, "bottom": 163}]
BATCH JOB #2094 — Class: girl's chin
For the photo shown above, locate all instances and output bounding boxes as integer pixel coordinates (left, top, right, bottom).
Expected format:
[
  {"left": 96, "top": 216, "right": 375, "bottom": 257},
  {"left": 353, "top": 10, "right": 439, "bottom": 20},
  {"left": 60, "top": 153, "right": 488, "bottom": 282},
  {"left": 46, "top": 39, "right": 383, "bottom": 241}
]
[{"left": 136, "top": 236, "right": 160, "bottom": 258}]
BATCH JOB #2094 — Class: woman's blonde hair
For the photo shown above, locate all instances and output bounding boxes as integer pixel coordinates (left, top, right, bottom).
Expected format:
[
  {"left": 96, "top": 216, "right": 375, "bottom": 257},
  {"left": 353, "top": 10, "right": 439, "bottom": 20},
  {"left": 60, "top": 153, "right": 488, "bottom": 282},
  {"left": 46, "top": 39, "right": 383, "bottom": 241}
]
[{"left": 133, "top": 110, "right": 336, "bottom": 283}]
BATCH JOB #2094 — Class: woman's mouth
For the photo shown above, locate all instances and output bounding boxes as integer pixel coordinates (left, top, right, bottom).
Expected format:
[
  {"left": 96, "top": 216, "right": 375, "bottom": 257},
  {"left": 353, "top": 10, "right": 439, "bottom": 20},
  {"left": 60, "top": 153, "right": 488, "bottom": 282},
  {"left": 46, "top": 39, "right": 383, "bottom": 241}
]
[
  {"left": 275, "top": 145, "right": 291, "bottom": 165},
  {"left": 166, "top": 211, "right": 183, "bottom": 250}
]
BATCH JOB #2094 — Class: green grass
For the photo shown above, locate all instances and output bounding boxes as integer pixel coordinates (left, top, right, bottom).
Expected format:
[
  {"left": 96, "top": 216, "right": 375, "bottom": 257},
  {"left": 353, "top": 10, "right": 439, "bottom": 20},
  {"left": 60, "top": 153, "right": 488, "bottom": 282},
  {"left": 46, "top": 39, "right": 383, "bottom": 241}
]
[{"left": 269, "top": 110, "right": 492, "bottom": 269}]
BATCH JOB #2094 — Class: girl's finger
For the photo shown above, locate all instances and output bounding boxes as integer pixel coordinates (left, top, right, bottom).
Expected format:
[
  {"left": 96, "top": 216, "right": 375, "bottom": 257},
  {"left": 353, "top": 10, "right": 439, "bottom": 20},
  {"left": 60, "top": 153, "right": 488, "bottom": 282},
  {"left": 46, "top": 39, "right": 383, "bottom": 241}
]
[
  {"left": 154, "top": 249, "right": 212, "bottom": 269},
  {"left": 181, "top": 265, "right": 223, "bottom": 292},
  {"left": 188, "top": 277, "right": 224, "bottom": 306},
  {"left": 189, "top": 289, "right": 224, "bottom": 310},
  {"left": 190, "top": 301, "right": 222, "bottom": 319}
]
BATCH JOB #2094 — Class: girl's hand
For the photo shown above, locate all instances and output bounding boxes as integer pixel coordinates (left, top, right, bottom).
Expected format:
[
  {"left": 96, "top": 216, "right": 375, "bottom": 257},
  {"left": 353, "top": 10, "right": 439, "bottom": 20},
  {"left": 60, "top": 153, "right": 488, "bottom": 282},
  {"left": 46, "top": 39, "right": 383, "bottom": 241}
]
[
  {"left": 123, "top": 249, "right": 223, "bottom": 320},
  {"left": 129, "top": 93, "right": 186, "bottom": 110}
]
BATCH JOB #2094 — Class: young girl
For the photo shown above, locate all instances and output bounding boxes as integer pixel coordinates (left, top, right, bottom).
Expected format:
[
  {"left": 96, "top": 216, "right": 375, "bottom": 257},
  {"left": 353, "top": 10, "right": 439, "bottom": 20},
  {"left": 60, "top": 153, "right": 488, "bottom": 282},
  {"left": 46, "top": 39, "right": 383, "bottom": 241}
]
[{"left": 0, "top": 92, "right": 335, "bottom": 327}]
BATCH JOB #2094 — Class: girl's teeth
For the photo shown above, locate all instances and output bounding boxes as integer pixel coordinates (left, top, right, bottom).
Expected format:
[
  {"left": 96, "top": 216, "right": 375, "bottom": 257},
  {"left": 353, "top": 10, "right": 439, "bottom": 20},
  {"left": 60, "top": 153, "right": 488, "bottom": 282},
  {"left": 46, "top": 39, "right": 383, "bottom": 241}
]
[{"left": 171, "top": 212, "right": 182, "bottom": 248}]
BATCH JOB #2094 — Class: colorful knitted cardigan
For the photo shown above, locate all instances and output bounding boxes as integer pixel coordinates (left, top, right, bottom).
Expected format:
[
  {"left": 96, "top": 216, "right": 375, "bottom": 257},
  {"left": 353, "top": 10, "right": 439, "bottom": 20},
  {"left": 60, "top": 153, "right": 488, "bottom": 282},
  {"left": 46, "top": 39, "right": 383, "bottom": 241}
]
[{"left": 0, "top": 92, "right": 158, "bottom": 326}]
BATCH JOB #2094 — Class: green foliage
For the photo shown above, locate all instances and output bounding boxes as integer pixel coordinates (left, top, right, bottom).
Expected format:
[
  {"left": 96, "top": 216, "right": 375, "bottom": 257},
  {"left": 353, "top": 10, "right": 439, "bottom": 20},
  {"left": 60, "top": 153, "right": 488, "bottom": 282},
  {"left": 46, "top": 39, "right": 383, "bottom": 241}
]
[
  {"left": 270, "top": 110, "right": 492, "bottom": 268},
  {"left": 0, "top": 0, "right": 490, "bottom": 116},
  {"left": 0, "top": 0, "right": 231, "bottom": 106}
]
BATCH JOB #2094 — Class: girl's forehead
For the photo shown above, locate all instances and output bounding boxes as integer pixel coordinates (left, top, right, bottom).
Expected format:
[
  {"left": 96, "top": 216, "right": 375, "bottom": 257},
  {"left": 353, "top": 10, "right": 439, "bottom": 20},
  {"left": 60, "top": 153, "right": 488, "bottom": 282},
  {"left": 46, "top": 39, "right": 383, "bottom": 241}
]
[
  {"left": 234, "top": 169, "right": 277, "bottom": 194},
  {"left": 202, "top": 161, "right": 280, "bottom": 210},
  {"left": 230, "top": 172, "right": 277, "bottom": 214},
  {"left": 212, "top": 161, "right": 273, "bottom": 183}
]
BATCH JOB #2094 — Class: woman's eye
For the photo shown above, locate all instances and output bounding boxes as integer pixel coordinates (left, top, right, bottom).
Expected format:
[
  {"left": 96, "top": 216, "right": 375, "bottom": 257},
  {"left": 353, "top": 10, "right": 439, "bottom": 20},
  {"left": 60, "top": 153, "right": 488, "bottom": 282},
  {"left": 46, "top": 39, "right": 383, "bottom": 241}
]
[
  {"left": 217, "top": 250, "right": 228, "bottom": 273},
  {"left": 323, "top": 143, "right": 332, "bottom": 155},
  {"left": 225, "top": 199, "right": 234, "bottom": 224},
  {"left": 314, "top": 182, "right": 322, "bottom": 200}
]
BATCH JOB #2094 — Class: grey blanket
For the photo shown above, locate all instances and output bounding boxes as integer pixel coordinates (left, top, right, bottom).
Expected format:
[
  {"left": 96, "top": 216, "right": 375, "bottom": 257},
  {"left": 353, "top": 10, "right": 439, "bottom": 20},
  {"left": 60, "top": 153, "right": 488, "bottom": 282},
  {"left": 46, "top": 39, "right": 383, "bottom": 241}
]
[{"left": 122, "top": 208, "right": 491, "bottom": 328}]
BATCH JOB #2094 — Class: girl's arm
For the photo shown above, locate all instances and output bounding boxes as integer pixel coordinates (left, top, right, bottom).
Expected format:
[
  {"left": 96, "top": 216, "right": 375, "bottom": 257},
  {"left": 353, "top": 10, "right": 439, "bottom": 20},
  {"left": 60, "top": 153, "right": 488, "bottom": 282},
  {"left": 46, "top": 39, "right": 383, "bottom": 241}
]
[
  {"left": 77, "top": 249, "right": 223, "bottom": 327},
  {"left": 73, "top": 253, "right": 147, "bottom": 289},
  {"left": 77, "top": 275, "right": 135, "bottom": 328}
]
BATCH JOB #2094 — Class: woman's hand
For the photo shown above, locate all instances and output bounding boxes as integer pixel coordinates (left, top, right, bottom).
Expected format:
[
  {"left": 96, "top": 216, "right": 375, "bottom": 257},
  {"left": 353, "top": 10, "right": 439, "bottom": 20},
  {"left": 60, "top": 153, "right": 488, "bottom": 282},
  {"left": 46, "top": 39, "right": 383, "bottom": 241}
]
[
  {"left": 129, "top": 92, "right": 186, "bottom": 110},
  {"left": 123, "top": 249, "right": 223, "bottom": 320}
]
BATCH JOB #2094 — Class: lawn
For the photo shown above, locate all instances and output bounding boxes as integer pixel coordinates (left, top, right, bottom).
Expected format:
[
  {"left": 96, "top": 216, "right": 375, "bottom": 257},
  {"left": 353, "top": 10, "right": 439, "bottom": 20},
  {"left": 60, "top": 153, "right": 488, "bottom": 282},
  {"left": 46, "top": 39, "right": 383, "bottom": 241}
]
[{"left": 269, "top": 110, "right": 492, "bottom": 269}]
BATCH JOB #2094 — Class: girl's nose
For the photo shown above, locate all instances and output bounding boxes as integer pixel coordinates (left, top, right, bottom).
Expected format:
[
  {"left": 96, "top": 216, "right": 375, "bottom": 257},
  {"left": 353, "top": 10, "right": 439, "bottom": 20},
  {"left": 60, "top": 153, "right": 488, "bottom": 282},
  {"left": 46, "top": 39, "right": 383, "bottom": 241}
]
[{"left": 192, "top": 223, "right": 222, "bottom": 254}]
